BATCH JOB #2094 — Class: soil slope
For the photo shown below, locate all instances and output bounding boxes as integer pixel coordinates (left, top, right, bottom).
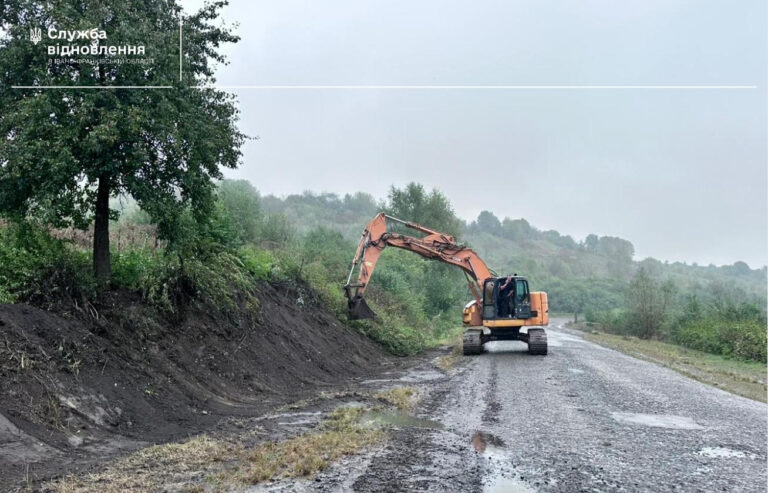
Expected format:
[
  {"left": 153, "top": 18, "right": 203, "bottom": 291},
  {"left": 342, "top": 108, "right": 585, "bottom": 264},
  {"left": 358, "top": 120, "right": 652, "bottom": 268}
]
[{"left": 0, "top": 281, "right": 389, "bottom": 489}]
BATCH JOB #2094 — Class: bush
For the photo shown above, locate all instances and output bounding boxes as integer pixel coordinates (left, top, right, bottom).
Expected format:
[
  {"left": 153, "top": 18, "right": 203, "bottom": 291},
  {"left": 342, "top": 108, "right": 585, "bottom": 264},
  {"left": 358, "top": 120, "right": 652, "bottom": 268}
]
[
  {"left": 0, "top": 222, "right": 95, "bottom": 305},
  {"left": 237, "top": 246, "right": 275, "bottom": 281},
  {"left": 674, "top": 318, "right": 766, "bottom": 363},
  {"left": 113, "top": 246, "right": 264, "bottom": 317},
  {"left": 216, "top": 179, "right": 262, "bottom": 245},
  {"left": 112, "top": 249, "right": 165, "bottom": 290},
  {"left": 353, "top": 313, "right": 428, "bottom": 357}
]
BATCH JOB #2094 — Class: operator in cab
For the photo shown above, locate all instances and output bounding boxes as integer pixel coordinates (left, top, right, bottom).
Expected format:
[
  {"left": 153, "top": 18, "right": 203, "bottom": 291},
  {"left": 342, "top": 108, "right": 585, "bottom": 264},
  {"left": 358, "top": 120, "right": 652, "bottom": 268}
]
[{"left": 497, "top": 275, "right": 515, "bottom": 317}]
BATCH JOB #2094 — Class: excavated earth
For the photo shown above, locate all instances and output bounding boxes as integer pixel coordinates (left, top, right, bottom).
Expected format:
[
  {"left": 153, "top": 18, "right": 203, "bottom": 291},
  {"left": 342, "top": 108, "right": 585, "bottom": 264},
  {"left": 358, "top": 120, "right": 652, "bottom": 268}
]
[{"left": 0, "top": 281, "right": 398, "bottom": 490}]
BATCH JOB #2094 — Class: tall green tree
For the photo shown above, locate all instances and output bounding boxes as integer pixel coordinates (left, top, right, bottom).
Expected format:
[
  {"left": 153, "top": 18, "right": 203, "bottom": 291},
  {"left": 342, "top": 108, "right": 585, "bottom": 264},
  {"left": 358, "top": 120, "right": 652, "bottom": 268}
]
[
  {"left": 625, "top": 268, "right": 676, "bottom": 339},
  {"left": 472, "top": 210, "right": 502, "bottom": 235},
  {"left": 384, "top": 182, "right": 467, "bottom": 314},
  {"left": 385, "top": 182, "right": 463, "bottom": 238},
  {"left": 217, "top": 179, "right": 262, "bottom": 245},
  {"left": 0, "top": 1, "right": 245, "bottom": 282}
]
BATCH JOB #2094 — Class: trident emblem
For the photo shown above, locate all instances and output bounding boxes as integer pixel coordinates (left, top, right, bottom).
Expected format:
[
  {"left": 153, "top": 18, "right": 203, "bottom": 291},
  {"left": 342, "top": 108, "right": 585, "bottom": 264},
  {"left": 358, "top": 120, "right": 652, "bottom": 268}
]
[{"left": 29, "top": 27, "right": 42, "bottom": 45}]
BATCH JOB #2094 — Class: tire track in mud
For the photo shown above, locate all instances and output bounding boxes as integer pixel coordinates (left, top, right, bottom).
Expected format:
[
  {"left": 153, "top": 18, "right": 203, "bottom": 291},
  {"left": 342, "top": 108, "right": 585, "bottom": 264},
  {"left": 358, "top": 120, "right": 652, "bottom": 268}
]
[{"left": 481, "top": 356, "right": 500, "bottom": 425}]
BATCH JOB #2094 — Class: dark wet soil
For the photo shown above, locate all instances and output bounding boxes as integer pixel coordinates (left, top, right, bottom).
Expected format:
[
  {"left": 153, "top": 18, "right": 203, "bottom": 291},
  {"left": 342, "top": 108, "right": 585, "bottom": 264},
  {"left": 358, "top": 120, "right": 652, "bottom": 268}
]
[{"left": 0, "top": 281, "right": 398, "bottom": 491}]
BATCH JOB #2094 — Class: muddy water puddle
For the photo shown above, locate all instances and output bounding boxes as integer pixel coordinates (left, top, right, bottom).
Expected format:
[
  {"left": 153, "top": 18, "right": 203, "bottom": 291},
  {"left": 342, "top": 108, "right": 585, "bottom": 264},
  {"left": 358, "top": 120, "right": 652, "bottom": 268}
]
[
  {"left": 484, "top": 476, "right": 537, "bottom": 493},
  {"left": 471, "top": 431, "right": 505, "bottom": 452},
  {"left": 361, "top": 409, "right": 443, "bottom": 429},
  {"left": 698, "top": 446, "right": 758, "bottom": 459},
  {"left": 471, "top": 432, "right": 536, "bottom": 493},
  {"left": 362, "top": 368, "right": 445, "bottom": 385},
  {"left": 611, "top": 412, "right": 704, "bottom": 430}
]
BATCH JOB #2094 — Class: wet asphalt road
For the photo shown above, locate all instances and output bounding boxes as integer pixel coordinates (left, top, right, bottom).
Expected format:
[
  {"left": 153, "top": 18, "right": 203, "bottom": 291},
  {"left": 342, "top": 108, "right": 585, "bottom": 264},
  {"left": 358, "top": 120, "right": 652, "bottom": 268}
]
[{"left": 308, "top": 319, "right": 767, "bottom": 492}]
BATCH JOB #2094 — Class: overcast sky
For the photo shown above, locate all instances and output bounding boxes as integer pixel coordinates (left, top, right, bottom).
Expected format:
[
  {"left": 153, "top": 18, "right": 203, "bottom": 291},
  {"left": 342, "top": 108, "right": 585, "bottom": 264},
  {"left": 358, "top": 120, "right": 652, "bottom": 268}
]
[{"left": 181, "top": 0, "right": 766, "bottom": 267}]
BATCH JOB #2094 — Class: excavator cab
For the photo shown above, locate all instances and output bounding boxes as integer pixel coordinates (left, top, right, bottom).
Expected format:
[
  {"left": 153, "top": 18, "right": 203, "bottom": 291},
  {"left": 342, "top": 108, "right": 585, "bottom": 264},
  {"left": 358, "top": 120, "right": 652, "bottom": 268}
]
[{"left": 482, "top": 276, "right": 532, "bottom": 320}]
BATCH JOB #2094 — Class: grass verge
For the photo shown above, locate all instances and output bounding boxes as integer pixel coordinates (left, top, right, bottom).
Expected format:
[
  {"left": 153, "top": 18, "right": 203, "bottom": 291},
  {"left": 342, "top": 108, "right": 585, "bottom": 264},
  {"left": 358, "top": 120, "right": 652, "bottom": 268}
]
[
  {"left": 46, "top": 435, "right": 240, "bottom": 493},
  {"left": 585, "top": 331, "right": 767, "bottom": 403},
  {"left": 44, "top": 406, "right": 385, "bottom": 492}
]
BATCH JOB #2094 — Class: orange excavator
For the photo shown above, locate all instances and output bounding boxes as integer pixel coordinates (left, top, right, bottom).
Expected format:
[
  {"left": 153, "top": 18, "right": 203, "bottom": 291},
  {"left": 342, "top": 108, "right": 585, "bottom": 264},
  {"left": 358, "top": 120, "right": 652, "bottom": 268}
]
[{"left": 343, "top": 213, "right": 549, "bottom": 355}]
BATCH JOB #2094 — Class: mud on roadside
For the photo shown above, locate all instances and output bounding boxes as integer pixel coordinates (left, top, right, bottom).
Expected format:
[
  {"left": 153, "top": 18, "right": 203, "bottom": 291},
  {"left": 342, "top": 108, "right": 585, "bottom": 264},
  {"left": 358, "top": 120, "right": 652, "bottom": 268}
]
[
  {"left": 0, "top": 280, "right": 411, "bottom": 491},
  {"left": 37, "top": 351, "right": 456, "bottom": 492}
]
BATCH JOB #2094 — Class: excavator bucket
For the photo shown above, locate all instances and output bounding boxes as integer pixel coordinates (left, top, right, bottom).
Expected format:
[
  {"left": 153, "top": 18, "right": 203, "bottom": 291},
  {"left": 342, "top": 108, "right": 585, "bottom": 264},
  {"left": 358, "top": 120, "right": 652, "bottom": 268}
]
[{"left": 348, "top": 295, "right": 377, "bottom": 320}]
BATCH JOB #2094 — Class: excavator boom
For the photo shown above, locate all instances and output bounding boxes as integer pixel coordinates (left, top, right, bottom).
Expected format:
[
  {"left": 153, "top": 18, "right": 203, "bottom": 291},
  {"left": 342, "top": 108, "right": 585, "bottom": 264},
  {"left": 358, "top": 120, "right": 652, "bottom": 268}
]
[{"left": 343, "top": 213, "right": 493, "bottom": 319}]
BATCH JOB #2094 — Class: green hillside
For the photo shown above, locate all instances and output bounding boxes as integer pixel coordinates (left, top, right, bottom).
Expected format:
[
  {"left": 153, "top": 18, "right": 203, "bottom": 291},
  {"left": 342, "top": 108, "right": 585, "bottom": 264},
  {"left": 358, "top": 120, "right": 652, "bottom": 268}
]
[
  {"left": 262, "top": 189, "right": 766, "bottom": 313},
  {"left": 261, "top": 183, "right": 766, "bottom": 362}
]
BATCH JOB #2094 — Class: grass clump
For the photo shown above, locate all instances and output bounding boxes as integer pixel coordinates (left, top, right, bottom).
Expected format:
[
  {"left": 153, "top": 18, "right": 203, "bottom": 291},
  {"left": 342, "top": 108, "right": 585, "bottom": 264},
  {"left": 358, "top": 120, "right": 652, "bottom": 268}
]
[
  {"left": 435, "top": 337, "right": 463, "bottom": 371},
  {"left": 238, "top": 406, "right": 382, "bottom": 483},
  {"left": 586, "top": 331, "right": 767, "bottom": 402},
  {"left": 374, "top": 387, "right": 418, "bottom": 411}
]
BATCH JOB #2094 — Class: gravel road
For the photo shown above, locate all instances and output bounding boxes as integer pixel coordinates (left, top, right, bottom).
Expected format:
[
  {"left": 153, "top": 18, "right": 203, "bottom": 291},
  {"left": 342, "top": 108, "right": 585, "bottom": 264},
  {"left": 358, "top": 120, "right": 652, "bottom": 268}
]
[{"left": 303, "top": 318, "right": 767, "bottom": 492}]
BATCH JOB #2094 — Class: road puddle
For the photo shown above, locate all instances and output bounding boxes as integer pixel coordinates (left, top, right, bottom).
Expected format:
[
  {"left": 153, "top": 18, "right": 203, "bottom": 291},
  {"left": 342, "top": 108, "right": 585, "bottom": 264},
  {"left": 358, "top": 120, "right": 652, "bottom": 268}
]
[
  {"left": 611, "top": 412, "right": 704, "bottom": 430},
  {"left": 471, "top": 431, "right": 505, "bottom": 452},
  {"left": 698, "top": 446, "right": 757, "bottom": 459},
  {"left": 546, "top": 332, "right": 584, "bottom": 347},
  {"left": 397, "top": 369, "right": 445, "bottom": 383},
  {"left": 471, "top": 432, "right": 536, "bottom": 493},
  {"left": 484, "top": 475, "right": 537, "bottom": 493},
  {"left": 361, "top": 409, "right": 443, "bottom": 429},
  {"left": 362, "top": 369, "right": 444, "bottom": 385}
]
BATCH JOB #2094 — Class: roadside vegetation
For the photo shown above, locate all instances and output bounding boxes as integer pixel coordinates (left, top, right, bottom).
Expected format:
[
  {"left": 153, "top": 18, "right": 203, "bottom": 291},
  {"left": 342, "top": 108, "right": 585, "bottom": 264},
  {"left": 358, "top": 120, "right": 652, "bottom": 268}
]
[
  {"left": 435, "top": 337, "right": 464, "bottom": 371},
  {"left": 583, "top": 331, "right": 766, "bottom": 402},
  {"left": 0, "top": 182, "right": 469, "bottom": 356},
  {"left": 46, "top": 435, "right": 240, "bottom": 493},
  {"left": 584, "top": 268, "right": 766, "bottom": 363}
]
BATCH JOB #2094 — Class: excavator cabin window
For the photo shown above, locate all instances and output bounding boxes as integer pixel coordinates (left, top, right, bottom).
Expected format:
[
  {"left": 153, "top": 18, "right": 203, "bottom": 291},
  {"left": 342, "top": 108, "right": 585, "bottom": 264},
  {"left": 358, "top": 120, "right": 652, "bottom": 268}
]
[
  {"left": 482, "top": 277, "right": 532, "bottom": 320},
  {"left": 483, "top": 281, "right": 496, "bottom": 319},
  {"left": 514, "top": 279, "right": 531, "bottom": 318},
  {"left": 515, "top": 280, "right": 529, "bottom": 304}
]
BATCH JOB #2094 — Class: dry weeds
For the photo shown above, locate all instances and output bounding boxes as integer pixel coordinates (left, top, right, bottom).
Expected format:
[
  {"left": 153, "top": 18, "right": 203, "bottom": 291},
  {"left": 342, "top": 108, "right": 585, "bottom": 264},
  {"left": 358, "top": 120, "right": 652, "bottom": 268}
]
[
  {"left": 45, "top": 406, "right": 385, "bottom": 492},
  {"left": 46, "top": 435, "right": 240, "bottom": 493},
  {"left": 374, "top": 387, "right": 418, "bottom": 411}
]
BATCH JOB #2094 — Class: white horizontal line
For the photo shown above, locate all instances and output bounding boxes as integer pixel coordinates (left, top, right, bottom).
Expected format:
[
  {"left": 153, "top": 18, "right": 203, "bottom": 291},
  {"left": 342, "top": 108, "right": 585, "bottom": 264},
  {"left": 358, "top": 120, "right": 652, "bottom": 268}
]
[
  {"left": 12, "top": 84, "right": 757, "bottom": 90},
  {"left": 198, "top": 84, "right": 757, "bottom": 90},
  {"left": 11, "top": 85, "right": 173, "bottom": 89}
]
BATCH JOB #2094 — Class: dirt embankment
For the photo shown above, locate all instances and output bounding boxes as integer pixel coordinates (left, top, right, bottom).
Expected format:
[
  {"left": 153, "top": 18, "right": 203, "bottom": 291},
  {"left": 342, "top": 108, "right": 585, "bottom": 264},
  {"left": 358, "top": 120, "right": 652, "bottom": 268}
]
[{"left": 0, "top": 281, "right": 390, "bottom": 489}]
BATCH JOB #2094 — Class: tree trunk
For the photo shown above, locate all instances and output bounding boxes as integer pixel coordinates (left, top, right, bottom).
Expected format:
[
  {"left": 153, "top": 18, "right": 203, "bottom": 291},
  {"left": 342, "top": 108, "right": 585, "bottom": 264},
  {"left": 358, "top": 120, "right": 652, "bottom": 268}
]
[{"left": 93, "top": 175, "right": 111, "bottom": 283}]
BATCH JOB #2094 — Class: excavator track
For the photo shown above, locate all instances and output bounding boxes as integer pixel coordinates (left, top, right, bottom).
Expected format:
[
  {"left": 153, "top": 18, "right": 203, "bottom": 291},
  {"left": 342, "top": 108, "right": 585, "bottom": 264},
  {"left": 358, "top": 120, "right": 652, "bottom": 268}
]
[
  {"left": 527, "top": 328, "right": 548, "bottom": 355},
  {"left": 462, "top": 329, "right": 484, "bottom": 355}
]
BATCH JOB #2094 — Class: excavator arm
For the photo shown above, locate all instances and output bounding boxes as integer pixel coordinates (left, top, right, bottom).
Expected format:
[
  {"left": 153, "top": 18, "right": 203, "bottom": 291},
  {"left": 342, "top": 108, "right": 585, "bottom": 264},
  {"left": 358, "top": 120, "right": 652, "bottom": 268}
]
[{"left": 343, "top": 212, "right": 494, "bottom": 319}]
